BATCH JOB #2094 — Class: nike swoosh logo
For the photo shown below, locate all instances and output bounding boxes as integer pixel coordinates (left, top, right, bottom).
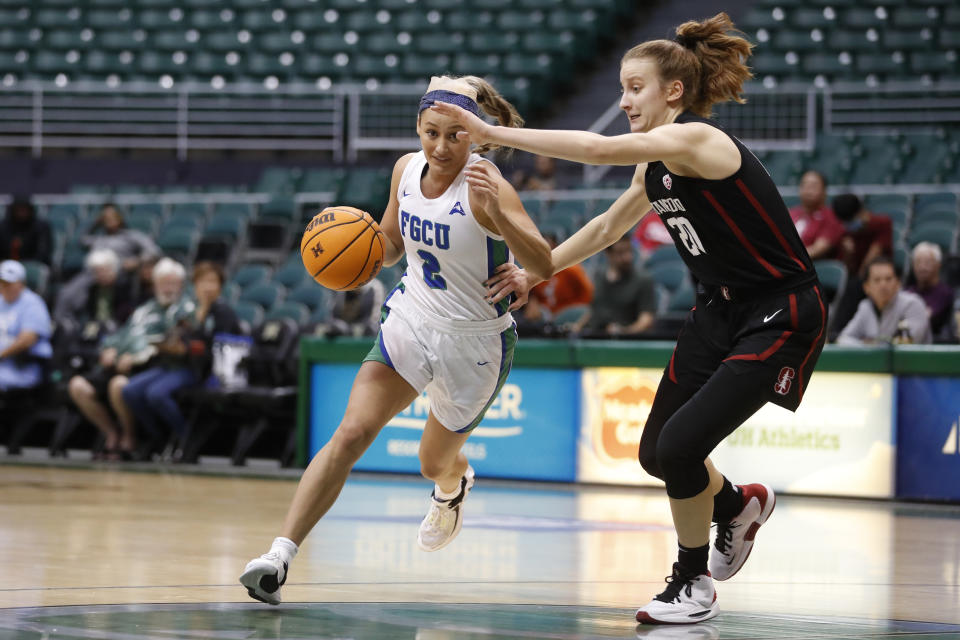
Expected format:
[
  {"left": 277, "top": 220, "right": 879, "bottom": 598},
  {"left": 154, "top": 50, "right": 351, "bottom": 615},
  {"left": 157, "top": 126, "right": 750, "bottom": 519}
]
[
  {"left": 402, "top": 190, "right": 410, "bottom": 197},
  {"left": 476, "top": 361, "right": 491, "bottom": 366},
  {"left": 763, "top": 309, "right": 783, "bottom": 323}
]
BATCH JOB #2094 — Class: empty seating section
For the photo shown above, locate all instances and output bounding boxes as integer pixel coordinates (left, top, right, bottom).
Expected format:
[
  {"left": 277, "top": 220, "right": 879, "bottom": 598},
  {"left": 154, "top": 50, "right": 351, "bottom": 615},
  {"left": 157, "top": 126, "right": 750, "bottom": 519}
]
[
  {"left": 743, "top": 3, "right": 959, "bottom": 84},
  {"left": 0, "top": 0, "right": 638, "bottom": 115}
]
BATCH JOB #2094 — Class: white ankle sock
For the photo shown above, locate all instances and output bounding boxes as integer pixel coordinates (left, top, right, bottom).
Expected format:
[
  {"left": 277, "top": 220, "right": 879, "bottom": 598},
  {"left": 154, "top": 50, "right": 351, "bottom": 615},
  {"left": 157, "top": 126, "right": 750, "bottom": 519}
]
[
  {"left": 270, "top": 536, "right": 299, "bottom": 565},
  {"left": 434, "top": 482, "right": 460, "bottom": 501}
]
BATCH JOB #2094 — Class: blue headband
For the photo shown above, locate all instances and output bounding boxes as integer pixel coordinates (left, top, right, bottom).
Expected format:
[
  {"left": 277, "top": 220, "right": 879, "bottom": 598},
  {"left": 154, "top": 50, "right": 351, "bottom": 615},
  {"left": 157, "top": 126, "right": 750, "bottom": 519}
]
[{"left": 418, "top": 89, "right": 481, "bottom": 117}]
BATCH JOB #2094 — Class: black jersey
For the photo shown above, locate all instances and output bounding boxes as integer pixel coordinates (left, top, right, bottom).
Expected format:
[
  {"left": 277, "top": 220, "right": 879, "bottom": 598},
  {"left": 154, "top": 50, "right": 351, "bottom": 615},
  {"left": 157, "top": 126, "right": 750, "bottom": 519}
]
[{"left": 644, "top": 112, "right": 816, "bottom": 293}]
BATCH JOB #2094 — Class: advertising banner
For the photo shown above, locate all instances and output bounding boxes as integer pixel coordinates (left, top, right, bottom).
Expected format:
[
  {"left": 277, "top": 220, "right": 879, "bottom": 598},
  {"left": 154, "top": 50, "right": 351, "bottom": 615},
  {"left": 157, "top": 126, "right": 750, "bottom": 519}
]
[
  {"left": 897, "top": 377, "right": 960, "bottom": 501},
  {"left": 579, "top": 368, "right": 895, "bottom": 498},
  {"left": 310, "top": 364, "right": 579, "bottom": 481}
]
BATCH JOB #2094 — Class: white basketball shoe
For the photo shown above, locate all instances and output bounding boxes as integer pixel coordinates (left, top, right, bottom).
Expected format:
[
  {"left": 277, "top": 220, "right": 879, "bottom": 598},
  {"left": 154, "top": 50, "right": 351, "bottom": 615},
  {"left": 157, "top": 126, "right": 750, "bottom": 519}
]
[
  {"left": 240, "top": 537, "right": 297, "bottom": 605},
  {"left": 635, "top": 563, "right": 719, "bottom": 625},
  {"left": 417, "top": 465, "right": 475, "bottom": 552},
  {"left": 710, "top": 483, "right": 776, "bottom": 581}
]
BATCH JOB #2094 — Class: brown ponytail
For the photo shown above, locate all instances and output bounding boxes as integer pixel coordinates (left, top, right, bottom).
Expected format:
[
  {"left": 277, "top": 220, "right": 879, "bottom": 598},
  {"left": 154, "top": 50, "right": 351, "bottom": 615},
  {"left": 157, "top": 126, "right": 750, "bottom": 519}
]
[
  {"left": 461, "top": 75, "right": 525, "bottom": 155},
  {"left": 622, "top": 12, "right": 753, "bottom": 118}
]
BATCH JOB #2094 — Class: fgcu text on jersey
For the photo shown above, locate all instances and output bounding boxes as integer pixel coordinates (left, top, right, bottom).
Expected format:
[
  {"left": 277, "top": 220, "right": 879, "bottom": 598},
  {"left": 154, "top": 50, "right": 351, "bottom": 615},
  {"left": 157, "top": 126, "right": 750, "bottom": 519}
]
[{"left": 400, "top": 211, "right": 452, "bottom": 249}]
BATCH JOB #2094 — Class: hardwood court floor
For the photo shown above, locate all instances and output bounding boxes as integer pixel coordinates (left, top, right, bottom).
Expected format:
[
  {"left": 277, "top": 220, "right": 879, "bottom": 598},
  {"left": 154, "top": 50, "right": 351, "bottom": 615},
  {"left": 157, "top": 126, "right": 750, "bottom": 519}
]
[{"left": 1, "top": 463, "right": 959, "bottom": 639}]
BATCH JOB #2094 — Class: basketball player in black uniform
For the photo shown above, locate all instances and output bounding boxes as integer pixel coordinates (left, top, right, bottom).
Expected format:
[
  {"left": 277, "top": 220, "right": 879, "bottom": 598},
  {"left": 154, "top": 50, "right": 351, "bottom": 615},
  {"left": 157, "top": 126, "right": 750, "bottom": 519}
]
[{"left": 432, "top": 12, "right": 827, "bottom": 625}]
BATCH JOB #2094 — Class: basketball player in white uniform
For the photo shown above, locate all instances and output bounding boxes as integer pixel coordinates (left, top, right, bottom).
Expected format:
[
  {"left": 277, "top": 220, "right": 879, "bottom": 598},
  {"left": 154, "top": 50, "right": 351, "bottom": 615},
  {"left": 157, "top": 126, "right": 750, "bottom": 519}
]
[{"left": 240, "top": 76, "right": 553, "bottom": 605}]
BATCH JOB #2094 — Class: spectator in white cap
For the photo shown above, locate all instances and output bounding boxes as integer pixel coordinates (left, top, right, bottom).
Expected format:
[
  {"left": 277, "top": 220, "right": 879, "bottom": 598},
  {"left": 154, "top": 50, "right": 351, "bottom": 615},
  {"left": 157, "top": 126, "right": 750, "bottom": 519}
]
[{"left": 0, "top": 259, "right": 53, "bottom": 390}]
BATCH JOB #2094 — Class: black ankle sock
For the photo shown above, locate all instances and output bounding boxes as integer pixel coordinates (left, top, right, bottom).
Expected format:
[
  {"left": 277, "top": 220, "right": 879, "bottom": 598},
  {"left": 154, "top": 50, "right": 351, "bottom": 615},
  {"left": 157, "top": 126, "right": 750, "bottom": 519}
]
[
  {"left": 712, "top": 478, "right": 742, "bottom": 523},
  {"left": 678, "top": 543, "right": 709, "bottom": 576}
]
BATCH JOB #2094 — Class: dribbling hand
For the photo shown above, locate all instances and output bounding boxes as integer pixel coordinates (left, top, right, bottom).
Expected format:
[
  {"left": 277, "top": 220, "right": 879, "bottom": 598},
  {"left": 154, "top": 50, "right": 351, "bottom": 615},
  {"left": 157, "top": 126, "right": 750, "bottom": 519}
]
[
  {"left": 484, "top": 262, "right": 537, "bottom": 311},
  {"left": 430, "top": 101, "right": 492, "bottom": 145}
]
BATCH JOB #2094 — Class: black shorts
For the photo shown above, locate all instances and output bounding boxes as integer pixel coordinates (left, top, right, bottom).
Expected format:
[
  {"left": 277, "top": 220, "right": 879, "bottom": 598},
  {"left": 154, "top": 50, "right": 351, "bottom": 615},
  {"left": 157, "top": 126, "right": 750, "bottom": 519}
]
[
  {"left": 84, "top": 366, "right": 115, "bottom": 403},
  {"left": 666, "top": 282, "right": 827, "bottom": 412}
]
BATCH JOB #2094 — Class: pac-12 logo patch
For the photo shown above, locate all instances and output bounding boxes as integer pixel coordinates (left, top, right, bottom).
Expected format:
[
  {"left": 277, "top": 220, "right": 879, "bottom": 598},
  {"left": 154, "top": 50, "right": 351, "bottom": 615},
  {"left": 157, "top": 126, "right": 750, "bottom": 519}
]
[
  {"left": 662, "top": 174, "right": 672, "bottom": 190},
  {"left": 774, "top": 366, "right": 795, "bottom": 395}
]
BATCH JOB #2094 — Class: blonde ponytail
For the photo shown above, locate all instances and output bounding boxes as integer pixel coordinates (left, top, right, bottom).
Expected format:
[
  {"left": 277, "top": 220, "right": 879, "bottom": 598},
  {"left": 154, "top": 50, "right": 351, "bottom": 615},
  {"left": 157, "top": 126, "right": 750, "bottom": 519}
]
[{"left": 461, "top": 76, "right": 525, "bottom": 155}]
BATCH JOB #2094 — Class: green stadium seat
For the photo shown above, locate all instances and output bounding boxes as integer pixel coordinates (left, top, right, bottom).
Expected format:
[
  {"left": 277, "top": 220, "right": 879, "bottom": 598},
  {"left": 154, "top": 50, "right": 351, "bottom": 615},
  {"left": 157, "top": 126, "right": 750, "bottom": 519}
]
[
  {"left": 751, "top": 52, "right": 802, "bottom": 79},
  {"left": 337, "top": 168, "right": 390, "bottom": 215},
  {"left": 343, "top": 10, "right": 386, "bottom": 32},
  {"left": 521, "top": 32, "right": 576, "bottom": 59},
  {"left": 213, "top": 202, "right": 254, "bottom": 218},
  {"left": 467, "top": 32, "right": 518, "bottom": 54},
  {"left": 153, "top": 30, "right": 201, "bottom": 51},
  {"left": 941, "top": 28, "right": 960, "bottom": 47},
  {"left": 260, "top": 197, "right": 297, "bottom": 223},
  {"left": 273, "top": 261, "right": 310, "bottom": 289},
  {"left": 792, "top": 7, "right": 836, "bottom": 29},
  {"left": 204, "top": 214, "right": 246, "bottom": 242},
  {"left": 771, "top": 29, "right": 822, "bottom": 52},
  {"left": 445, "top": 10, "right": 494, "bottom": 31},
  {"left": 471, "top": 0, "right": 511, "bottom": 8},
  {"left": 231, "top": 263, "right": 272, "bottom": 288},
  {"left": 497, "top": 11, "right": 546, "bottom": 31},
  {"left": 126, "top": 211, "right": 161, "bottom": 235},
  {"left": 232, "top": 300, "right": 264, "bottom": 329},
  {"left": 363, "top": 32, "right": 407, "bottom": 54},
  {"left": 300, "top": 168, "right": 345, "bottom": 194},
  {"left": 23, "top": 261, "right": 50, "bottom": 299},
  {"left": 415, "top": 32, "right": 465, "bottom": 54},
  {"left": 813, "top": 259, "right": 847, "bottom": 307},
  {"left": 0, "top": 28, "right": 34, "bottom": 49},
  {"left": 892, "top": 7, "right": 937, "bottom": 29},
  {"left": 138, "top": 9, "right": 184, "bottom": 29},
  {"left": 87, "top": 10, "right": 134, "bottom": 29},
  {"left": 239, "top": 282, "right": 284, "bottom": 308},
  {"left": 34, "top": 9, "right": 81, "bottom": 28},
  {"left": 841, "top": 7, "right": 887, "bottom": 29},
  {"left": 828, "top": 29, "right": 878, "bottom": 52},
  {"left": 947, "top": 7, "right": 960, "bottom": 26},
  {"left": 46, "top": 30, "right": 88, "bottom": 50},
  {"left": 453, "top": 53, "right": 501, "bottom": 77},
  {"left": 856, "top": 52, "right": 907, "bottom": 76},
  {"left": 393, "top": 10, "right": 442, "bottom": 32},
  {"left": 909, "top": 222, "right": 956, "bottom": 254},
  {"left": 740, "top": 7, "right": 786, "bottom": 30},
  {"left": 266, "top": 300, "right": 310, "bottom": 325},
  {"left": 667, "top": 279, "right": 696, "bottom": 312},
  {"left": 157, "top": 228, "right": 198, "bottom": 264},
  {"left": 883, "top": 29, "right": 934, "bottom": 51},
  {"left": 206, "top": 30, "right": 244, "bottom": 52},
  {"left": 644, "top": 244, "right": 684, "bottom": 268},
  {"left": 504, "top": 53, "right": 554, "bottom": 77},
  {"left": 649, "top": 263, "right": 688, "bottom": 294},
  {"left": 353, "top": 54, "right": 399, "bottom": 78},
  {"left": 910, "top": 51, "right": 956, "bottom": 75},
  {"left": 288, "top": 283, "right": 329, "bottom": 312},
  {"left": 402, "top": 53, "right": 451, "bottom": 77},
  {"left": 256, "top": 167, "right": 300, "bottom": 194},
  {"left": 802, "top": 52, "right": 855, "bottom": 78}
]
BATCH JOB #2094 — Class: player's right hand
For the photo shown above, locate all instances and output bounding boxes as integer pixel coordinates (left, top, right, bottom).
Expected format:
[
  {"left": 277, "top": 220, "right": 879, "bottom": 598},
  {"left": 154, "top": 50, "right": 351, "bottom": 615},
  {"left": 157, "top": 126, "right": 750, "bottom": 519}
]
[{"left": 484, "top": 263, "right": 537, "bottom": 311}]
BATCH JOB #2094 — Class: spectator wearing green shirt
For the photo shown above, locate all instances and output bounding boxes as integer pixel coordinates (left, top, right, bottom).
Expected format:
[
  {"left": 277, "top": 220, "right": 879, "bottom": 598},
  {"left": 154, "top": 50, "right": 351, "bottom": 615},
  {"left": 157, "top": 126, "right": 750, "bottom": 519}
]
[
  {"left": 576, "top": 234, "right": 657, "bottom": 338},
  {"left": 67, "top": 258, "right": 194, "bottom": 460}
]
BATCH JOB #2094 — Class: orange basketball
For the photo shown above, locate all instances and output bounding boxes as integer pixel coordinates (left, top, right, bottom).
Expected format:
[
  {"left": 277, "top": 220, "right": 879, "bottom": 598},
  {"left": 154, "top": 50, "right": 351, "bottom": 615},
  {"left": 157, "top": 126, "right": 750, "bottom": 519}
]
[{"left": 300, "top": 206, "right": 384, "bottom": 291}]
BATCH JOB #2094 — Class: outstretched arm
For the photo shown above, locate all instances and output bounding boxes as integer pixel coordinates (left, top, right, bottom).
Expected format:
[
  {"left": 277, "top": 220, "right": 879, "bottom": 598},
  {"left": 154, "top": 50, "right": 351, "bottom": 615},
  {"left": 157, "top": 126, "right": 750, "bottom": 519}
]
[{"left": 430, "top": 102, "right": 729, "bottom": 169}]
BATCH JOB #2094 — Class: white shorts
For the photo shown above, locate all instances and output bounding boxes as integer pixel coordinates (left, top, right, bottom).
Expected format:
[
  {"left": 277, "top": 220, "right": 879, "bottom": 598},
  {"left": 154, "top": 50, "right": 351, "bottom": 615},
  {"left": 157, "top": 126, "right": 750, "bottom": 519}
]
[{"left": 363, "top": 289, "right": 517, "bottom": 432}]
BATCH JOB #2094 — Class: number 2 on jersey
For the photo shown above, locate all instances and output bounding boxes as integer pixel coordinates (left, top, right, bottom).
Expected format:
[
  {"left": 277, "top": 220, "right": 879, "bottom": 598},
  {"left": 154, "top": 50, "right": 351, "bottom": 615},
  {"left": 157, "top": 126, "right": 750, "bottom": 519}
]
[{"left": 417, "top": 249, "right": 447, "bottom": 290}]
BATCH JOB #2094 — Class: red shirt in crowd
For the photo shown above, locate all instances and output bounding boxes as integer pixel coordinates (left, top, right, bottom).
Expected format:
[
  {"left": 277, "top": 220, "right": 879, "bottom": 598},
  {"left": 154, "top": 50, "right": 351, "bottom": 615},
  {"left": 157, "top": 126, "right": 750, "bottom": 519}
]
[{"left": 789, "top": 205, "right": 846, "bottom": 256}]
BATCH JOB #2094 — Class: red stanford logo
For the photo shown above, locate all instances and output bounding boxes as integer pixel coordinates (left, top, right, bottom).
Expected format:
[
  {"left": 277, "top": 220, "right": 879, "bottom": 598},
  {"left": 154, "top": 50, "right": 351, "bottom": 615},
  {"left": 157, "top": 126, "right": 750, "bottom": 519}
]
[
  {"left": 662, "top": 174, "right": 672, "bottom": 190},
  {"left": 774, "top": 367, "right": 795, "bottom": 395}
]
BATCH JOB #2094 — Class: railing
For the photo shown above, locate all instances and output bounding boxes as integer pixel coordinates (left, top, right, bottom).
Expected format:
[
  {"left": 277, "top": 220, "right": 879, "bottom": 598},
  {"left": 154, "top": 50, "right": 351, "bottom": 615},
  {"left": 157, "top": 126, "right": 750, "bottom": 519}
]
[
  {"left": 0, "top": 80, "right": 346, "bottom": 161},
  {"left": 824, "top": 81, "right": 960, "bottom": 134}
]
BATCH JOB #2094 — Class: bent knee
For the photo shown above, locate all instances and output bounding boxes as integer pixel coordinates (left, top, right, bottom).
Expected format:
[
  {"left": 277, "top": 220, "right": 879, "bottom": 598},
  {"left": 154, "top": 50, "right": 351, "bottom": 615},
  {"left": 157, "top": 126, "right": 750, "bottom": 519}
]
[
  {"left": 68, "top": 376, "right": 93, "bottom": 399},
  {"left": 638, "top": 445, "right": 663, "bottom": 480},
  {"left": 419, "top": 458, "right": 451, "bottom": 482},
  {"left": 330, "top": 420, "right": 379, "bottom": 460}
]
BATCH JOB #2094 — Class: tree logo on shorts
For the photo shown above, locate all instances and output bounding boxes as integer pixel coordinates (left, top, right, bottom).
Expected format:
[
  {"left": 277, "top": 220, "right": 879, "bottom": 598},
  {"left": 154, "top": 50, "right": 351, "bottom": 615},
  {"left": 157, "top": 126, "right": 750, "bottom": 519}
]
[{"left": 774, "top": 367, "right": 795, "bottom": 395}]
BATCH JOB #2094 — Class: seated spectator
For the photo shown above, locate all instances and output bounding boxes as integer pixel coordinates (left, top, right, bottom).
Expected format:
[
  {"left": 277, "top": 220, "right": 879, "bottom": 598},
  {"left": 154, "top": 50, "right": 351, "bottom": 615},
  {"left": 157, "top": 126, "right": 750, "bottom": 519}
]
[
  {"left": 82, "top": 203, "right": 160, "bottom": 275},
  {"left": 0, "top": 199, "right": 52, "bottom": 265},
  {"left": 67, "top": 258, "right": 194, "bottom": 459},
  {"left": 512, "top": 154, "right": 558, "bottom": 192},
  {"left": 633, "top": 212, "right": 673, "bottom": 260},
  {"left": 906, "top": 242, "right": 955, "bottom": 340},
  {"left": 326, "top": 279, "right": 385, "bottom": 337},
  {"left": 54, "top": 248, "right": 137, "bottom": 331},
  {"left": 789, "top": 170, "right": 845, "bottom": 260},
  {"left": 577, "top": 235, "right": 656, "bottom": 338},
  {"left": 829, "top": 193, "right": 894, "bottom": 337},
  {"left": 523, "top": 232, "right": 594, "bottom": 330},
  {"left": 121, "top": 261, "right": 238, "bottom": 448},
  {"left": 837, "top": 256, "right": 931, "bottom": 345},
  {"left": 0, "top": 260, "right": 52, "bottom": 390}
]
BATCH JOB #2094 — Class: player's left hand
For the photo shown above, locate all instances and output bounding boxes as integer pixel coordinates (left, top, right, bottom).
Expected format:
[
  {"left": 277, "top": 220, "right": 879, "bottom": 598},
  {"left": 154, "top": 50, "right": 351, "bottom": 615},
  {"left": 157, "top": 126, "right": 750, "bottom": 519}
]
[
  {"left": 430, "top": 101, "right": 492, "bottom": 145},
  {"left": 484, "top": 262, "right": 536, "bottom": 311},
  {"left": 465, "top": 161, "right": 500, "bottom": 214}
]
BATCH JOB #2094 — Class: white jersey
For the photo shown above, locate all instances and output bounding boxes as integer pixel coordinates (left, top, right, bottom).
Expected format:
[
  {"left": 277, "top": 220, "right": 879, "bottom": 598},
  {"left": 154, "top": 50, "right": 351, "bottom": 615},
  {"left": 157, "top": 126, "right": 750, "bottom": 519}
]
[{"left": 390, "top": 151, "right": 514, "bottom": 332}]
